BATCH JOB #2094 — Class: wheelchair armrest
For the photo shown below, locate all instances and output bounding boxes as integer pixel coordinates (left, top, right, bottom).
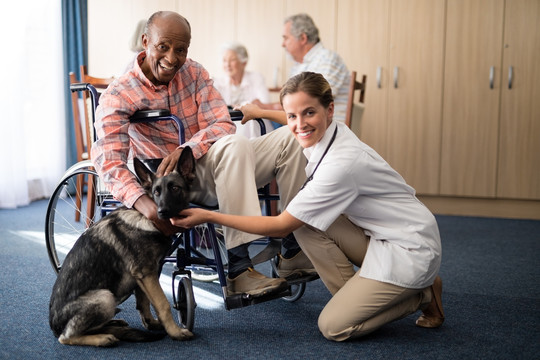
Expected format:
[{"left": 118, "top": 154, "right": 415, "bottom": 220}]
[{"left": 130, "top": 110, "right": 185, "bottom": 144}]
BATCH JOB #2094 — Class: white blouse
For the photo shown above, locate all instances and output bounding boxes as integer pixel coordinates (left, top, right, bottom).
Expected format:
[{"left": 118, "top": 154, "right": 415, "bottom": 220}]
[
  {"left": 286, "top": 121, "right": 441, "bottom": 289},
  {"left": 213, "top": 71, "right": 274, "bottom": 138}
]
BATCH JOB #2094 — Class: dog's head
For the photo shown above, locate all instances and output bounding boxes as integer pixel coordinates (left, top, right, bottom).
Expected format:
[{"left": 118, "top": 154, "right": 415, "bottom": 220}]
[{"left": 134, "top": 146, "right": 196, "bottom": 219}]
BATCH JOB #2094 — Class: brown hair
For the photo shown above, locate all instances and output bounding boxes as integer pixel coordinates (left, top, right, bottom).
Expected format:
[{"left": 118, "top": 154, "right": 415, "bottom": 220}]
[{"left": 279, "top": 72, "right": 333, "bottom": 108}]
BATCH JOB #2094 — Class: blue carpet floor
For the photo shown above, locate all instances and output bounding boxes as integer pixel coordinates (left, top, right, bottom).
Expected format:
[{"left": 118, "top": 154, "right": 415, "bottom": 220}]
[{"left": 0, "top": 199, "right": 538, "bottom": 359}]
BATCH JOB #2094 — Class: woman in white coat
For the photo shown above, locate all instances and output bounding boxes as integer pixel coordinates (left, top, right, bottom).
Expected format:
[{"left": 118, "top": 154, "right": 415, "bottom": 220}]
[{"left": 172, "top": 72, "right": 445, "bottom": 341}]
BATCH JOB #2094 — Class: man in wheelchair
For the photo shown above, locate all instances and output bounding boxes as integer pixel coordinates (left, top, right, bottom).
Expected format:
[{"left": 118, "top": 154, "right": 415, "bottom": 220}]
[{"left": 91, "top": 11, "right": 316, "bottom": 297}]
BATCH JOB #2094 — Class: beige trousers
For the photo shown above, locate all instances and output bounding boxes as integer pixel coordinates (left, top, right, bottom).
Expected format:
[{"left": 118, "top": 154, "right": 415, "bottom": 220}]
[
  {"left": 190, "top": 126, "right": 306, "bottom": 249},
  {"left": 294, "top": 215, "right": 431, "bottom": 341}
]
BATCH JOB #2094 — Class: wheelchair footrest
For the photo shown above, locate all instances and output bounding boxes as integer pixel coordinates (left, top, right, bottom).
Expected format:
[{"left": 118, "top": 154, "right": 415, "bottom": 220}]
[
  {"left": 286, "top": 273, "right": 320, "bottom": 286},
  {"left": 224, "top": 287, "right": 292, "bottom": 310}
]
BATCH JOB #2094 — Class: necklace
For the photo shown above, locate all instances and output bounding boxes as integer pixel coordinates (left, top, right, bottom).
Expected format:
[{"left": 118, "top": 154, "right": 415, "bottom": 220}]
[{"left": 300, "top": 126, "right": 338, "bottom": 190}]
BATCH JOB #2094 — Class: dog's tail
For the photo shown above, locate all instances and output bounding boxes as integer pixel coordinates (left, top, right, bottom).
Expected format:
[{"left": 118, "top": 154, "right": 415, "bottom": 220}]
[{"left": 97, "top": 320, "right": 167, "bottom": 342}]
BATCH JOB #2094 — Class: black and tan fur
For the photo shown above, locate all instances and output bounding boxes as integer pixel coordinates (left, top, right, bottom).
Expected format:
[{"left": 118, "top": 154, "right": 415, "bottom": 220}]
[{"left": 49, "top": 147, "right": 196, "bottom": 347}]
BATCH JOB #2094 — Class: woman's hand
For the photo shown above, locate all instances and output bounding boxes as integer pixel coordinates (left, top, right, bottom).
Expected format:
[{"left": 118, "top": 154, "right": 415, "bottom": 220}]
[
  {"left": 170, "top": 208, "right": 211, "bottom": 228},
  {"left": 234, "top": 103, "right": 264, "bottom": 124},
  {"left": 235, "top": 103, "right": 287, "bottom": 126},
  {"left": 134, "top": 194, "right": 185, "bottom": 236}
]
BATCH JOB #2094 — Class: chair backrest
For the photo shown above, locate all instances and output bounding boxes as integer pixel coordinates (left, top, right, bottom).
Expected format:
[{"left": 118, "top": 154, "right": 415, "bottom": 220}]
[
  {"left": 78, "top": 65, "right": 115, "bottom": 151},
  {"left": 80, "top": 65, "right": 115, "bottom": 89},
  {"left": 345, "top": 71, "right": 367, "bottom": 136}
]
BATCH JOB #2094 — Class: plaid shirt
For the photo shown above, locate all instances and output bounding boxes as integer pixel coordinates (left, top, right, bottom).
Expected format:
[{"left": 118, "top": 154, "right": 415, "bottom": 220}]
[{"left": 91, "top": 54, "right": 235, "bottom": 208}]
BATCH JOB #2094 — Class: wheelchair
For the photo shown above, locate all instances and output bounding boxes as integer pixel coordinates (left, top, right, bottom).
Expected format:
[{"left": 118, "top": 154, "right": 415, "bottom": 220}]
[{"left": 44, "top": 83, "right": 318, "bottom": 331}]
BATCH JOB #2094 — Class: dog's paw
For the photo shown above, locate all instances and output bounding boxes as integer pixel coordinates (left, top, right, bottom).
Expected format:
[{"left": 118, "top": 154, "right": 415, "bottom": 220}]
[
  {"left": 59, "top": 333, "right": 120, "bottom": 347},
  {"left": 96, "top": 334, "right": 121, "bottom": 347},
  {"left": 169, "top": 328, "right": 194, "bottom": 341}
]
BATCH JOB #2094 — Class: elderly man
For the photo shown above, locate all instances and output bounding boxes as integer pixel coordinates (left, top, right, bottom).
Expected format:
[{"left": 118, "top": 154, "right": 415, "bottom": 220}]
[
  {"left": 281, "top": 13, "right": 350, "bottom": 123},
  {"left": 253, "top": 13, "right": 350, "bottom": 123},
  {"left": 91, "top": 11, "right": 307, "bottom": 297}
]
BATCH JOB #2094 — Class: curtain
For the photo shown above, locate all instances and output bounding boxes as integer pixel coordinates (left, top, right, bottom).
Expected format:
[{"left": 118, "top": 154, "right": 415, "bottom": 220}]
[
  {"left": 63, "top": 0, "right": 88, "bottom": 168},
  {"left": 0, "top": 0, "right": 67, "bottom": 209}
]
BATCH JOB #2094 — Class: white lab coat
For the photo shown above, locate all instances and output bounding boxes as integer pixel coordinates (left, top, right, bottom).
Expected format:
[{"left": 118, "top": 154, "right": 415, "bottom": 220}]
[{"left": 287, "top": 121, "right": 441, "bottom": 289}]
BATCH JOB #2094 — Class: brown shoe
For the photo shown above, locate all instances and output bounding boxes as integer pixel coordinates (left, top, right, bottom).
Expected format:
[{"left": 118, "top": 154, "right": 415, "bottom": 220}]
[
  {"left": 227, "top": 268, "right": 287, "bottom": 297},
  {"left": 416, "top": 276, "right": 445, "bottom": 328},
  {"left": 277, "top": 251, "right": 317, "bottom": 280}
]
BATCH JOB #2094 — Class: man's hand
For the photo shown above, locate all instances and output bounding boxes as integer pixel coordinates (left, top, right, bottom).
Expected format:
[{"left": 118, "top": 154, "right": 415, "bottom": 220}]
[
  {"left": 133, "top": 194, "right": 184, "bottom": 236},
  {"left": 157, "top": 147, "right": 183, "bottom": 177}
]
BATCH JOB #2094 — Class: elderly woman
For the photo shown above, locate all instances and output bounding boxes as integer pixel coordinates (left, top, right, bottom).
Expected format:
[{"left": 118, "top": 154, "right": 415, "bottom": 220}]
[
  {"left": 173, "top": 72, "right": 444, "bottom": 341},
  {"left": 213, "top": 42, "right": 274, "bottom": 138}
]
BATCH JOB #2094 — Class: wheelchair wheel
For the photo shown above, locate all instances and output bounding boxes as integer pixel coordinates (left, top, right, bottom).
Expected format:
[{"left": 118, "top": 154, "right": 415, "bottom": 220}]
[
  {"left": 175, "top": 277, "right": 196, "bottom": 331},
  {"left": 45, "top": 163, "right": 115, "bottom": 273},
  {"left": 270, "top": 256, "right": 306, "bottom": 302}
]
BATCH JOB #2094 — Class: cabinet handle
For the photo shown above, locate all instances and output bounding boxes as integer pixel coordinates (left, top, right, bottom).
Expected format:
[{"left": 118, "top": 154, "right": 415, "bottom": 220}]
[
  {"left": 376, "top": 66, "right": 382, "bottom": 88},
  {"left": 393, "top": 67, "right": 399, "bottom": 88},
  {"left": 489, "top": 66, "right": 494, "bottom": 89},
  {"left": 508, "top": 66, "right": 513, "bottom": 89}
]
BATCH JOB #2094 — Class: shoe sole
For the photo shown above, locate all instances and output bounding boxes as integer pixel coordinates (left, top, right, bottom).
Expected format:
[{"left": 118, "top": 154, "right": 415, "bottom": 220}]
[{"left": 228, "top": 281, "right": 288, "bottom": 298}]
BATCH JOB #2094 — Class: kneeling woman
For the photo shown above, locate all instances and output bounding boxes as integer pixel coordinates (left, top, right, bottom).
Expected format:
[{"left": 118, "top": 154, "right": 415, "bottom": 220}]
[{"left": 172, "top": 71, "right": 444, "bottom": 341}]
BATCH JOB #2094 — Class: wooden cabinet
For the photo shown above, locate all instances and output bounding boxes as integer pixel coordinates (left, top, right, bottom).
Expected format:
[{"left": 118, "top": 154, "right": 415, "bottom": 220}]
[
  {"left": 385, "top": 0, "right": 445, "bottom": 195},
  {"left": 337, "top": 0, "right": 445, "bottom": 194},
  {"left": 497, "top": 0, "right": 540, "bottom": 200},
  {"left": 441, "top": 0, "right": 540, "bottom": 200},
  {"left": 337, "top": 0, "right": 390, "bottom": 158},
  {"left": 441, "top": 0, "right": 505, "bottom": 197}
]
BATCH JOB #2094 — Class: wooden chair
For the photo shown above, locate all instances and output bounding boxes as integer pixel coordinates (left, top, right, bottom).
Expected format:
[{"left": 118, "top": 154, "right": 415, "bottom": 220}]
[
  {"left": 70, "top": 66, "right": 114, "bottom": 224},
  {"left": 79, "top": 65, "right": 115, "bottom": 150},
  {"left": 345, "top": 71, "right": 367, "bottom": 137}
]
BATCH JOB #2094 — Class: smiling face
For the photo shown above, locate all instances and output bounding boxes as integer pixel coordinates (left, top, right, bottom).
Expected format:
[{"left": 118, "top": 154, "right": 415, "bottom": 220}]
[
  {"left": 141, "top": 13, "right": 191, "bottom": 86},
  {"left": 283, "top": 91, "right": 334, "bottom": 149}
]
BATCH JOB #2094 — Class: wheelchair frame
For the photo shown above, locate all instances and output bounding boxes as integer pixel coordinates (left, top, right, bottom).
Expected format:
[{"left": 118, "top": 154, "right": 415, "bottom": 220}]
[{"left": 44, "top": 83, "right": 317, "bottom": 331}]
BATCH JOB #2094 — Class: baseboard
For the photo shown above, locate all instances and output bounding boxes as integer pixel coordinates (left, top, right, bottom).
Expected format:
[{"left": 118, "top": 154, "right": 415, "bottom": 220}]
[{"left": 417, "top": 195, "right": 540, "bottom": 220}]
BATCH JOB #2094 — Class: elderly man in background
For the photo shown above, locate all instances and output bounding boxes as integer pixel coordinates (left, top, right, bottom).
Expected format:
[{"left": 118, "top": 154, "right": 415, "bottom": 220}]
[{"left": 251, "top": 13, "right": 350, "bottom": 123}]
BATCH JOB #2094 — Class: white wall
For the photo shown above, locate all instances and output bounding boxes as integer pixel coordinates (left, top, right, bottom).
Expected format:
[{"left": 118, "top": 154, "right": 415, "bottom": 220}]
[{"left": 88, "top": 0, "right": 340, "bottom": 88}]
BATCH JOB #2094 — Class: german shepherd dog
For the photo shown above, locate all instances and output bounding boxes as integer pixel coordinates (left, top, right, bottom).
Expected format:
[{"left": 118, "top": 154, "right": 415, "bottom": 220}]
[{"left": 49, "top": 147, "right": 196, "bottom": 347}]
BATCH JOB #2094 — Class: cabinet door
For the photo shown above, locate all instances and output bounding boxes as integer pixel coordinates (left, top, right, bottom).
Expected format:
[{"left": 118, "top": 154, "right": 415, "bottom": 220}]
[
  {"left": 336, "top": 0, "right": 390, "bottom": 157},
  {"left": 386, "top": 0, "right": 445, "bottom": 194},
  {"left": 497, "top": 0, "right": 540, "bottom": 199},
  {"left": 440, "top": 0, "right": 504, "bottom": 197}
]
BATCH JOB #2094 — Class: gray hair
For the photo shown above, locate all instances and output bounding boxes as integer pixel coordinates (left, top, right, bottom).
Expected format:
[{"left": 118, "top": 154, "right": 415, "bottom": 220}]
[
  {"left": 284, "top": 13, "right": 320, "bottom": 44},
  {"left": 220, "top": 42, "right": 249, "bottom": 63}
]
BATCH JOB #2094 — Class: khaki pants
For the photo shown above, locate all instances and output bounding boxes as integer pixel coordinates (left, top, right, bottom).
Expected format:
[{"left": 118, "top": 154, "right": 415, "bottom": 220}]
[
  {"left": 190, "top": 126, "right": 306, "bottom": 249},
  {"left": 295, "top": 215, "right": 431, "bottom": 341}
]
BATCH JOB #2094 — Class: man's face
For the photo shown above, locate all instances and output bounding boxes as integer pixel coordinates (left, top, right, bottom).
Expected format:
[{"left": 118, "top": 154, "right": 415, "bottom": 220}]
[
  {"left": 282, "top": 21, "right": 304, "bottom": 63},
  {"left": 141, "top": 15, "right": 191, "bottom": 86}
]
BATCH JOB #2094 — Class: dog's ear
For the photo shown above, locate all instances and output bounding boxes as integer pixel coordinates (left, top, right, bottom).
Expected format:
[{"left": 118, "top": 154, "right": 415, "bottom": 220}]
[
  {"left": 133, "top": 158, "right": 155, "bottom": 189},
  {"left": 177, "top": 147, "right": 196, "bottom": 184}
]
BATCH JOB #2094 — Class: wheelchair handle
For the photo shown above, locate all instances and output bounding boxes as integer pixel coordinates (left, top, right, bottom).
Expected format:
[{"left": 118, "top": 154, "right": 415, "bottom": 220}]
[
  {"left": 130, "top": 110, "right": 185, "bottom": 144},
  {"left": 229, "top": 109, "right": 267, "bottom": 135}
]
